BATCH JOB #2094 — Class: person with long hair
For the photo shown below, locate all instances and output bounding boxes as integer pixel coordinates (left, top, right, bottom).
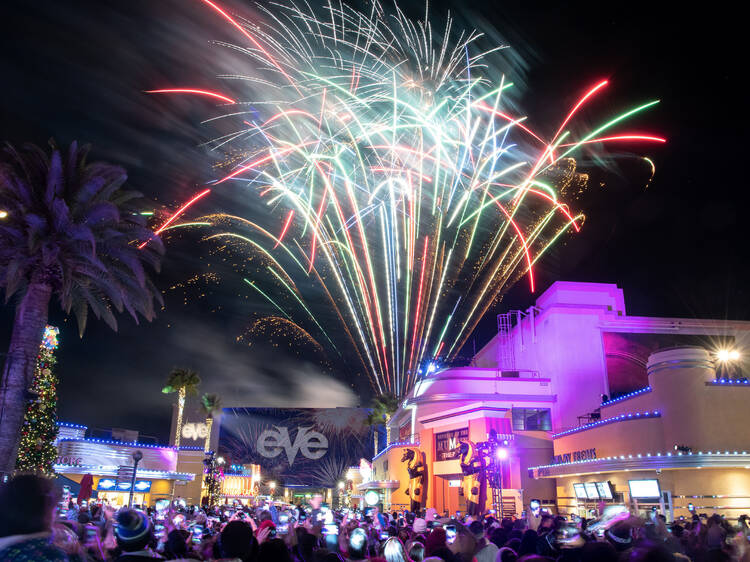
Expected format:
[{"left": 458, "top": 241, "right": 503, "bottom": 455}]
[{"left": 383, "top": 536, "right": 410, "bottom": 562}]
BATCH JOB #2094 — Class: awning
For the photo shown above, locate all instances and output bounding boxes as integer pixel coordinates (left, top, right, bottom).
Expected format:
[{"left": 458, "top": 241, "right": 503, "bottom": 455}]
[
  {"left": 529, "top": 452, "right": 750, "bottom": 479},
  {"left": 53, "top": 464, "right": 195, "bottom": 482},
  {"left": 357, "top": 480, "right": 401, "bottom": 490}
]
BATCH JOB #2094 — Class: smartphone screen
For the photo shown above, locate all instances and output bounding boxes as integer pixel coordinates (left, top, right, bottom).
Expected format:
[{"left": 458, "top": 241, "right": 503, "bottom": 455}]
[
  {"left": 530, "top": 499, "right": 541, "bottom": 511},
  {"left": 446, "top": 525, "right": 457, "bottom": 544},
  {"left": 192, "top": 525, "right": 203, "bottom": 543}
]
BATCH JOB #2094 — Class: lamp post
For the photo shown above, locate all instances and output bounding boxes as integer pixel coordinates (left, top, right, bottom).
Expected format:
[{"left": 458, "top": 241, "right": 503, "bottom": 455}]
[{"left": 128, "top": 450, "right": 143, "bottom": 508}]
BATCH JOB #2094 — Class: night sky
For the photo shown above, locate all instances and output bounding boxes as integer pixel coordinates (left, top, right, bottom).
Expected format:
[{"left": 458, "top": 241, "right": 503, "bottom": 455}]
[{"left": 1, "top": 0, "right": 746, "bottom": 442}]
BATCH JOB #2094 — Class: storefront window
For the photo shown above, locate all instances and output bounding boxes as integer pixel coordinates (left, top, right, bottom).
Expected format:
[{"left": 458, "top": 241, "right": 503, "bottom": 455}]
[{"left": 512, "top": 408, "right": 551, "bottom": 430}]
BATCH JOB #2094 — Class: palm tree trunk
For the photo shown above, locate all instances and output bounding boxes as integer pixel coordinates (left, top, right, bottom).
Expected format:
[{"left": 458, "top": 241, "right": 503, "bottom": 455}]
[
  {"left": 175, "top": 387, "right": 186, "bottom": 448},
  {"left": 0, "top": 283, "right": 53, "bottom": 475},
  {"left": 204, "top": 417, "right": 213, "bottom": 453},
  {"left": 374, "top": 429, "right": 379, "bottom": 456}
]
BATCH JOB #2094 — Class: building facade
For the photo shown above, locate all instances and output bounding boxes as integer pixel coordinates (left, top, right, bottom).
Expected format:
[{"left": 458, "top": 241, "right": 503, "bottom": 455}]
[
  {"left": 529, "top": 346, "right": 750, "bottom": 521},
  {"left": 54, "top": 423, "right": 199, "bottom": 506},
  {"left": 369, "top": 281, "right": 750, "bottom": 516}
]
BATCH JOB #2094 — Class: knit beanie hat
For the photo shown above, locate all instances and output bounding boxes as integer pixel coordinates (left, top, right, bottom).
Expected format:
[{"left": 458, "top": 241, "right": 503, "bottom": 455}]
[{"left": 115, "top": 509, "right": 151, "bottom": 549}]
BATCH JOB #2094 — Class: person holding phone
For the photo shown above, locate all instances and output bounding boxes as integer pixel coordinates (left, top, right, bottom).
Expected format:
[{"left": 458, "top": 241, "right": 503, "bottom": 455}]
[{"left": 526, "top": 499, "right": 542, "bottom": 531}]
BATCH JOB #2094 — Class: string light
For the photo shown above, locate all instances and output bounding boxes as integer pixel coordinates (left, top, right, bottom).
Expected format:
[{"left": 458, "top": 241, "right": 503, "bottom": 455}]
[
  {"left": 16, "top": 326, "right": 61, "bottom": 475},
  {"left": 600, "top": 387, "right": 652, "bottom": 407},
  {"left": 532, "top": 450, "right": 750, "bottom": 470},
  {"left": 59, "top": 437, "right": 178, "bottom": 450},
  {"left": 553, "top": 411, "right": 661, "bottom": 438},
  {"left": 56, "top": 422, "right": 87, "bottom": 429}
]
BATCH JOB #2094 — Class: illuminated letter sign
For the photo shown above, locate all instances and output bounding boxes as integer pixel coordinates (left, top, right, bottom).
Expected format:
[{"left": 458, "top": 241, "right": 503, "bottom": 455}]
[
  {"left": 256, "top": 426, "right": 329, "bottom": 465},
  {"left": 182, "top": 422, "right": 209, "bottom": 441}
]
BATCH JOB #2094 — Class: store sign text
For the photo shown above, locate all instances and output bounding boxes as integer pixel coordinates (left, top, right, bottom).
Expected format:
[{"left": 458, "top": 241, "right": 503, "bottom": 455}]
[
  {"left": 552, "top": 448, "right": 596, "bottom": 465},
  {"left": 56, "top": 456, "right": 83, "bottom": 467}
]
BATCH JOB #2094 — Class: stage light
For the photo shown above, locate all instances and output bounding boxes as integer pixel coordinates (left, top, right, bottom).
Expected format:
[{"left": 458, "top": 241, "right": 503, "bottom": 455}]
[
  {"left": 497, "top": 448, "right": 508, "bottom": 460},
  {"left": 338, "top": 481, "right": 345, "bottom": 489}
]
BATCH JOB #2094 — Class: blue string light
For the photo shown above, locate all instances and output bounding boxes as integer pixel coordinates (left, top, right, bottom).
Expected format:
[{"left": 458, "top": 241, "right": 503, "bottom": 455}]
[
  {"left": 600, "top": 387, "right": 652, "bottom": 407},
  {"left": 51, "top": 463, "right": 195, "bottom": 478},
  {"left": 56, "top": 422, "right": 87, "bottom": 429},
  {"left": 707, "top": 379, "right": 750, "bottom": 386},
  {"left": 552, "top": 411, "right": 661, "bottom": 438},
  {"left": 58, "top": 437, "right": 177, "bottom": 450}
]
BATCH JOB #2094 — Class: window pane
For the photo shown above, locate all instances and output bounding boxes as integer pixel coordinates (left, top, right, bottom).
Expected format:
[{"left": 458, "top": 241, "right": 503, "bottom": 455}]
[{"left": 511, "top": 408, "right": 551, "bottom": 430}]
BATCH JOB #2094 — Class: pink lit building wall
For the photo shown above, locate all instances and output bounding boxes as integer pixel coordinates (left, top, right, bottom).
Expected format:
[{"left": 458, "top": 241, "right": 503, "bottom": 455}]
[{"left": 472, "top": 281, "right": 750, "bottom": 432}]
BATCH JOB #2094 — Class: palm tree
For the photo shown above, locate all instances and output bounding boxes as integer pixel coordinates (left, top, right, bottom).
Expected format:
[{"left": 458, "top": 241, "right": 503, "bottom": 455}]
[
  {"left": 366, "top": 392, "right": 399, "bottom": 454},
  {"left": 0, "top": 141, "right": 163, "bottom": 474},
  {"left": 199, "top": 393, "right": 222, "bottom": 453},
  {"left": 162, "top": 368, "right": 201, "bottom": 447}
]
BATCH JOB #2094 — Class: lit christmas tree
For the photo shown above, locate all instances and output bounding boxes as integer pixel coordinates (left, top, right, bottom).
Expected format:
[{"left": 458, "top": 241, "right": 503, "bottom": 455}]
[{"left": 16, "top": 326, "right": 60, "bottom": 475}]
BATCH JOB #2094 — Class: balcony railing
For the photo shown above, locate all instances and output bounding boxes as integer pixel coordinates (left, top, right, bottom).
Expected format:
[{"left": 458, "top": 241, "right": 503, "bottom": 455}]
[{"left": 387, "top": 434, "right": 420, "bottom": 447}]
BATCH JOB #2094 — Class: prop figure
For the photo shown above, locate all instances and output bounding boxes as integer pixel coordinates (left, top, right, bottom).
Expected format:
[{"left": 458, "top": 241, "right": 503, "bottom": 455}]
[
  {"left": 401, "top": 448, "right": 427, "bottom": 511},
  {"left": 459, "top": 440, "right": 486, "bottom": 516}
]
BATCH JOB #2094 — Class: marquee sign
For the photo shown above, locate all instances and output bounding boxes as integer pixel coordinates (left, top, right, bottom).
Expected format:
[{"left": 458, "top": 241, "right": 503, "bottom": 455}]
[
  {"left": 552, "top": 448, "right": 597, "bottom": 465},
  {"left": 435, "top": 428, "right": 468, "bottom": 461}
]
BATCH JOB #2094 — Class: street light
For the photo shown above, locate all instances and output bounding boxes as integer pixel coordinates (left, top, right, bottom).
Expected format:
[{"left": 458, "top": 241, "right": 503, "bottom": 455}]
[
  {"left": 269, "top": 481, "right": 276, "bottom": 498},
  {"left": 128, "top": 450, "right": 143, "bottom": 508}
]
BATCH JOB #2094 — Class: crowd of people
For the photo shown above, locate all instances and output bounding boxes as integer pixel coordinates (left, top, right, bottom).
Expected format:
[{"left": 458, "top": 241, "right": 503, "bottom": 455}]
[{"left": 1, "top": 474, "right": 750, "bottom": 562}]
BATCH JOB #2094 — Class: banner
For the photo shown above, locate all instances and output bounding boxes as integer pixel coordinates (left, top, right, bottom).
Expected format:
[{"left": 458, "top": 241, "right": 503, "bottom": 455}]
[{"left": 218, "top": 408, "right": 373, "bottom": 487}]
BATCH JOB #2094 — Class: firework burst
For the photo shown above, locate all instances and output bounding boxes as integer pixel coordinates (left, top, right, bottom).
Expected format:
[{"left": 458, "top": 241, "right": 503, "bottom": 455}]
[{"left": 145, "top": 0, "right": 664, "bottom": 396}]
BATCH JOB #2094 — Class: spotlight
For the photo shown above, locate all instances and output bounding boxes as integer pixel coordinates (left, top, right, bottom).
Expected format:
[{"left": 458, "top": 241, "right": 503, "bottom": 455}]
[
  {"left": 496, "top": 448, "right": 508, "bottom": 460},
  {"left": 717, "top": 349, "right": 741, "bottom": 362}
]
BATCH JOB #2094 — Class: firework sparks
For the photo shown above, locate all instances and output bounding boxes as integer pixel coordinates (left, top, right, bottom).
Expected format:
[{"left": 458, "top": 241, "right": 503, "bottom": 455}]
[{"left": 146, "top": 0, "right": 664, "bottom": 396}]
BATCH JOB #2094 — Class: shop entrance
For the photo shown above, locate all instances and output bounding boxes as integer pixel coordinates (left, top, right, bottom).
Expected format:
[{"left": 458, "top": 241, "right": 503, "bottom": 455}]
[{"left": 97, "top": 491, "right": 147, "bottom": 507}]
